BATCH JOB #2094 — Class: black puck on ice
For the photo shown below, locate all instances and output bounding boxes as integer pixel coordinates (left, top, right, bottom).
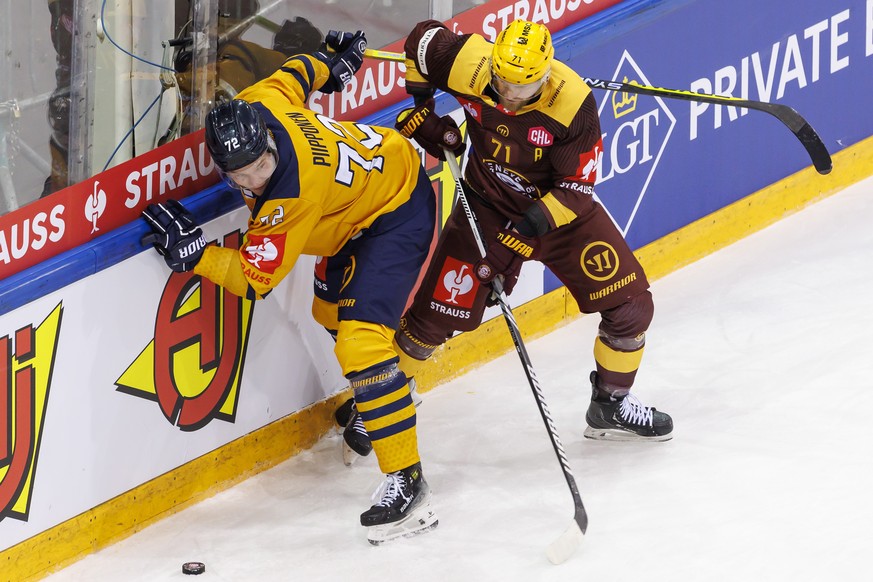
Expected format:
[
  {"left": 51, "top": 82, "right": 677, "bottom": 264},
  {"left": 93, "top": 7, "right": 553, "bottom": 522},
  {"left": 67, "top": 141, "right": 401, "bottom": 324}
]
[{"left": 182, "top": 561, "right": 206, "bottom": 575}]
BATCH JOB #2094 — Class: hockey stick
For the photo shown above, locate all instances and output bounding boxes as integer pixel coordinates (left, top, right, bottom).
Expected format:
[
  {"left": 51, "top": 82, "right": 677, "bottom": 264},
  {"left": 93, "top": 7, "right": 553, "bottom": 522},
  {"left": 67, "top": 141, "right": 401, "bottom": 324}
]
[
  {"left": 365, "top": 49, "right": 832, "bottom": 175},
  {"left": 443, "top": 149, "right": 587, "bottom": 565},
  {"left": 582, "top": 78, "right": 832, "bottom": 175}
]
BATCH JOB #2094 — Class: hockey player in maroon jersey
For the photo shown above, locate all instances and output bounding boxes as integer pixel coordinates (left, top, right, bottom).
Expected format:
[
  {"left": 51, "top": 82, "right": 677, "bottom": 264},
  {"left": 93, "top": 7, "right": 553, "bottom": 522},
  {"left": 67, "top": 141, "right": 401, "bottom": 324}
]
[{"left": 340, "top": 19, "right": 673, "bottom": 451}]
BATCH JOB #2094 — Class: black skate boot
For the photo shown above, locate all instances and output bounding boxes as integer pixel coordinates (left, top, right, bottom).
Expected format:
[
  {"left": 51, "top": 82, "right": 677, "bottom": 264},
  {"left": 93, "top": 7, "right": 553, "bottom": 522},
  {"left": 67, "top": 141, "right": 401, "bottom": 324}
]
[
  {"left": 334, "top": 396, "right": 356, "bottom": 429},
  {"left": 342, "top": 406, "right": 373, "bottom": 466},
  {"left": 584, "top": 372, "right": 673, "bottom": 441},
  {"left": 360, "top": 462, "right": 438, "bottom": 545}
]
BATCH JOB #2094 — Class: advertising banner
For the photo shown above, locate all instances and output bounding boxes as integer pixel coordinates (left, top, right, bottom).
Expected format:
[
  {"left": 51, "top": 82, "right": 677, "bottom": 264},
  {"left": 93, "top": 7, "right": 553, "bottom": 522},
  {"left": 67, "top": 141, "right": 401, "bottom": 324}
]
[
  {"left": 308, "top": 0, "right": 625, "bottom": 121},
  {"left": 0, "top": 210, "right": 345, "bottom": 550},
  {"left": 0, "top": 131, "right": 218, "bottom": 281},
  {"left": 578, "top": 0, "right": 872, "bottom": 255}
]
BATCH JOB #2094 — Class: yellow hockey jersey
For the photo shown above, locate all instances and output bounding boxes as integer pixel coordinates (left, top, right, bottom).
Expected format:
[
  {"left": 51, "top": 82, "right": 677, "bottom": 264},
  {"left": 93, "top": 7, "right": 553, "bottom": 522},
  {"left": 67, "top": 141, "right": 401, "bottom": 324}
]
[{"left": 194, "top": 54, "right": 424, "bottom": 300}]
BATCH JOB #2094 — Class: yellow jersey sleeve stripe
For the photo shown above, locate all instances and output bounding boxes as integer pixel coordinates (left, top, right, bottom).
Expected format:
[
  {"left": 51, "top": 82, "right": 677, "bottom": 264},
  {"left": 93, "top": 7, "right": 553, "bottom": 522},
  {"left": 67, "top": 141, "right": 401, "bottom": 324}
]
[{"left": 540, "top": 192, "right": 578, "bottom": 228}]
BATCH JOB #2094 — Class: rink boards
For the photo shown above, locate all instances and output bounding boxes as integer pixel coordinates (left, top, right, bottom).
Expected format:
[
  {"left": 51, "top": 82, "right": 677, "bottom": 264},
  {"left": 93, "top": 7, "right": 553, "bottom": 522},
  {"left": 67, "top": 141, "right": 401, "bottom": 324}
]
[{"left": 1, "top": 0, "right": 872, "bottom": 579}]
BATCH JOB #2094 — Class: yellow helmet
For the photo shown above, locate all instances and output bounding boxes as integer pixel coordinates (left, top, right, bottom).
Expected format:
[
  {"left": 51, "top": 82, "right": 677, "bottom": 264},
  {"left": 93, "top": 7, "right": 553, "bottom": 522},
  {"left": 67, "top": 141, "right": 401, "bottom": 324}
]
[{"left": 491, "top": 20, "right": 554, "bottom": 85}]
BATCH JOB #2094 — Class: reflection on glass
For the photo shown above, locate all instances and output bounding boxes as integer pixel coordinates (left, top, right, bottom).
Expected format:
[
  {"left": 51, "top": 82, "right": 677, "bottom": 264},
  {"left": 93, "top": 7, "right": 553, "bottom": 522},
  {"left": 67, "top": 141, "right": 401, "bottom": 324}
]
[{"left": 2, "top": 0, "right": 433, "bottom": 215}]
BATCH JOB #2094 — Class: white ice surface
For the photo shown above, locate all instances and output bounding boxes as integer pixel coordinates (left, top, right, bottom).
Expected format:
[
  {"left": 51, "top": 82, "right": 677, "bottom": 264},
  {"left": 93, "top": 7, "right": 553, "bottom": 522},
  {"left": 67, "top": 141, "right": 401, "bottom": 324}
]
[{"left": 46, "top": 176, "right": 873, "bottom": 581}]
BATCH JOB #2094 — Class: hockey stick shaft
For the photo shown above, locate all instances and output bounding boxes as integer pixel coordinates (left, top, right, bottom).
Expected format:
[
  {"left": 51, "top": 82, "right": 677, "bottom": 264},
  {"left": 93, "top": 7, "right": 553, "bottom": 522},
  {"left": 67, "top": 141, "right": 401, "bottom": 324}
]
[
  {"left": 582, "top": 78, "right": 832, "bottom": 175},
  {"left": 443, "top": 151, "right": 589, "bottom": 546},
  {"left": 365, "top": 49, "right": 832, "bottom": 175}
]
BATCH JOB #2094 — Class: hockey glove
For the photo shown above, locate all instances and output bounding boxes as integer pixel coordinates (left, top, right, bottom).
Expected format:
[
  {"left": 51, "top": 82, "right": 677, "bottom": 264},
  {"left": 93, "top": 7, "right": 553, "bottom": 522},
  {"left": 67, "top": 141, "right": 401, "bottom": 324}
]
[
  {"left": 395, "top": 98, "right": 465, "bottom": 161},
  {"left": 475, "top": 229, "right": 538, "bottom": 297},
  {"left": 141, "top": 199, "right": 207, "bottom": 273},
  {"left": 313, "top": 30, "right": 366, "bottom": 94},
  {"left": 323, "top": 30, "right": 358, "bottom": 52}
]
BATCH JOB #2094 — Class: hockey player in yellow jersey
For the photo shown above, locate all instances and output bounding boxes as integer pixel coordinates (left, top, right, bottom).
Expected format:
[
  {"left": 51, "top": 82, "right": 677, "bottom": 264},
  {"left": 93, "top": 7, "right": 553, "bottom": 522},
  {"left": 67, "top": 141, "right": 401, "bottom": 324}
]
[{"left": 141, "top": 30, "right": 438, "bottom": 544}]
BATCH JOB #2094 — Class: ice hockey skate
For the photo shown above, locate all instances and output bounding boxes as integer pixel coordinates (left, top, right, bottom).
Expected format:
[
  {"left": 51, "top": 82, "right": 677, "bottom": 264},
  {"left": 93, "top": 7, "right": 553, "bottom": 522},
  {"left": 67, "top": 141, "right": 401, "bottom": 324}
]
[
  {"left": 337, "top": 380, "right": 423, "bottom": 466},
  {"left": 361, "top": 462, "right": 438, "bottom": 545},
  {"left": 341, "top": 406, "right": 373, "bottom": 466},
  {"left": 584, "top": 372, "right": 673, "bottom": 441}
]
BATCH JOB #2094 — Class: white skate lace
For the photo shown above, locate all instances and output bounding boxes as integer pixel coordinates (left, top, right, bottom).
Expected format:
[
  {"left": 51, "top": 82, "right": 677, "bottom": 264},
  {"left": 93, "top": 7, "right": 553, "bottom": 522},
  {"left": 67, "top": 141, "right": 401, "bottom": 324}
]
[
  {"left": 618, "top": 394, "right": 654, "bottom": 427},
  {"left": 370, "top": 472, "right": 411, "bottom": 507},
  {"left": 351, "top": 413, "right": 367, "bottom": 436}
]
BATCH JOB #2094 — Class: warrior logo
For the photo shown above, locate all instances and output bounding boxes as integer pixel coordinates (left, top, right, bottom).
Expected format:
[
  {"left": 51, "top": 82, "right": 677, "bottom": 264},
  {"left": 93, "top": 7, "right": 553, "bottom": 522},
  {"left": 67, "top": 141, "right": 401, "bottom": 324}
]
[
  {"left": 244, "top": 233, "right": 284, "bottom": 274},
  {"left": 0, "top": 303, "right": 62, "bottom": 523},
  {"left": 116, "top": 231, "right": 255, "bottom": 431},
  {"left": 581, "top": 241, "right": 620, "bottom": 282},
  {"left": 433, "top": 256, "right": 477, "bottom": 309}
]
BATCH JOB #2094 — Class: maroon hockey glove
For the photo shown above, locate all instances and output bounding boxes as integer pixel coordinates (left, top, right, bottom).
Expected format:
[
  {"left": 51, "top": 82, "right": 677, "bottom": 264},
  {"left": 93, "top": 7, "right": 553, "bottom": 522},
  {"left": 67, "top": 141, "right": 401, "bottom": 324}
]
[
  {"left": 395, "top": 98, "right": 465, "bottom": 160},
  {"left": 475, "top": 229, "right": 538, "bottom": 297}
]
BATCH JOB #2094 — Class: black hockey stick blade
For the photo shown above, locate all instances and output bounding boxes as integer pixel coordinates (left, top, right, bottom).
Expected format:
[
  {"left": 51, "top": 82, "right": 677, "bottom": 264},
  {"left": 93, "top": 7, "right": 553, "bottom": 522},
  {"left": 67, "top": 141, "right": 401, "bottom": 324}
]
[{"left": 582, "top": 78, "right": 832, "bottom": 175}]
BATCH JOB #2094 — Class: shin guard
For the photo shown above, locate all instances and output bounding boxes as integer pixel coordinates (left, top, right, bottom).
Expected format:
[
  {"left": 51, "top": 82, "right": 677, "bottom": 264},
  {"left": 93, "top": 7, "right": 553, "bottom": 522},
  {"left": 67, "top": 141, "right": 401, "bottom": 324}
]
[{"left": 349, "top": 362, "right": 419, "bottom": 474}]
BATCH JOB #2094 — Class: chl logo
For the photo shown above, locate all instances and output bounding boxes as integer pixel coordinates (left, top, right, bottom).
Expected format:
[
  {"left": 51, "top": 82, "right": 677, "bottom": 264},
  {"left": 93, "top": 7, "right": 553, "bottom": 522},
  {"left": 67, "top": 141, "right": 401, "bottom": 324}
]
[
  {"left": 116, "top": 231, "right": 255, "bottom": 431},
  {"left": 0, "top": 303, "right": 62, "bottom": 523},
  {"left": 433, "top": 256, "right": 477, "bottom": 308},
  {"left": 528, "top": 126, "right": 553, "bottom": 147}
]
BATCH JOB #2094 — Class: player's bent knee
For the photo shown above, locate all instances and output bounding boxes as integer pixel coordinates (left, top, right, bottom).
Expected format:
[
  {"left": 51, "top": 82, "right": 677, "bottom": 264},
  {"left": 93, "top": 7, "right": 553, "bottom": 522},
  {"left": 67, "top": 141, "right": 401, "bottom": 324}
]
[
  {"left": 393, "top": 318, "right": 438, "bottom": 380},
  {"left": 600, "top": 290, "right": 654, "bottom": 338},
  {"left": 334, "top": 320, "right": 396, "bottom": 377}
]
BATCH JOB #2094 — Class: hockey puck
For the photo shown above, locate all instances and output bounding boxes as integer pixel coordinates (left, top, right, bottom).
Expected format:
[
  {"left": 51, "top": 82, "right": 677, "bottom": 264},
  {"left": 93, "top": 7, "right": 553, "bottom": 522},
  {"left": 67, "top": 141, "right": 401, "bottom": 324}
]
[{"left": 182, "top": 562, "right": 206, "bottom": 575}]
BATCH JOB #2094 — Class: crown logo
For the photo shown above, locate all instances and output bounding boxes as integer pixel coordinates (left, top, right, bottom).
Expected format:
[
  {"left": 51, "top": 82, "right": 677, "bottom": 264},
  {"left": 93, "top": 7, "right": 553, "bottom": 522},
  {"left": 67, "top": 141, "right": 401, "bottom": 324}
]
[{"left": 611, "top": 77, "right": 638, "bottom": 119}]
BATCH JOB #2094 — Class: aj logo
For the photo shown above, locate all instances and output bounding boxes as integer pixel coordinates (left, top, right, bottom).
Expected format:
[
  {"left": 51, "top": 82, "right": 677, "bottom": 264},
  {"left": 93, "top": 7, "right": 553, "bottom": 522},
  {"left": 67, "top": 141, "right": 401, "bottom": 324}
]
[
  {"left": 0, "top": 303, "right": 62, "bottom": 523},
  {"left": 116, "top": 231, "right": 255, "bottom": 431}
]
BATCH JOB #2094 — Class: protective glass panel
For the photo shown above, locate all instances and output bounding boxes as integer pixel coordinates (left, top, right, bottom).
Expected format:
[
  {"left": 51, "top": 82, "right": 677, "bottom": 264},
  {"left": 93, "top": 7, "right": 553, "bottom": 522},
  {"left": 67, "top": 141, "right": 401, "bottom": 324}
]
[{"left": 2, "top": 0, "right": 435, "bottom": 214}]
